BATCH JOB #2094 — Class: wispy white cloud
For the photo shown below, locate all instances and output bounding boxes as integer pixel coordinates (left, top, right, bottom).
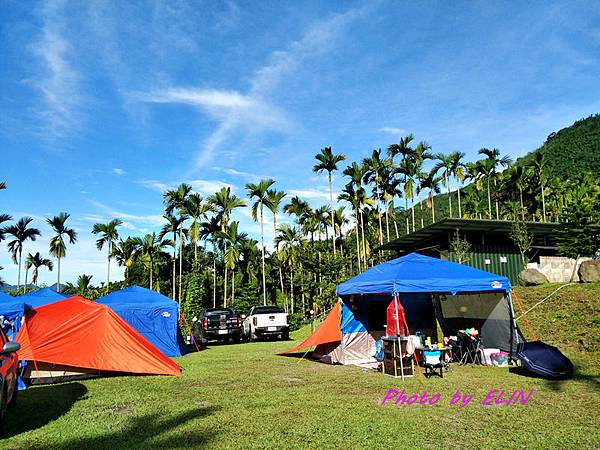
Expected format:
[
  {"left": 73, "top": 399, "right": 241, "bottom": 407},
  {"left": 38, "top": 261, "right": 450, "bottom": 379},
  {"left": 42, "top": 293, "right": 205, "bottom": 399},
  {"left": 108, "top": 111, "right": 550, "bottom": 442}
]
[
  {"left": 29, "top": 0, "right": 82, "bottom": 137},
  {"left": 379, "top": 127, "right": 406, "bottom": 136},
  {"left": 215, "top": 168, "right": 273, "bottom": 183},
  {"left": 137, "top": 178, "right": 234, "bottom": 196},
  {"left": 288, "top": 188, "right": 337, "bottom": 201},
  {"left": 112, "top": 168, "right": 126, "bottom": 175},
  {"left": 87, "top": 200, "right": 164, "bottom": 227},
  {"left": 135, "top": 5, "right": 367, "bottom": 171}
]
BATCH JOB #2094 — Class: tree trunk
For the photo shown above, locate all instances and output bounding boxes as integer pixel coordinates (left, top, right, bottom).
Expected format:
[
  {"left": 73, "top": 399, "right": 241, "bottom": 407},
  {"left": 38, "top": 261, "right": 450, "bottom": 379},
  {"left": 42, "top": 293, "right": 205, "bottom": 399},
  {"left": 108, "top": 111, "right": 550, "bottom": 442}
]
[
  {"left": 360, "top": 210, "right": 367, "bottom": 268},
  {"left": 541, "top": 183, "right": 547, "bottom": 222},
  {"left": 290, "top": 266, "right": 294, "bottom": 314},
  {"left": 384, "top": 205, "right": 390, "bottom": 242},
  {"left": 570, "top": 255, "right": 579, "bottom": 282},
  {"left": 224, "top": 265, "right": 228, "bottom": 308},
  {"left": 487, "top": 178, "right": 492, "bottom": 219},
  {"left": 107, "top": 240, "right": 111, "bottom": 294},
  {"left": 212, "top": 243, "right": 217, "bottom": 308},
  {"left": 57, "top": 256, "right": 61, "bottom": 292},
  {"left": 376, "top": 185, "right": 383, "bottom": 245},
  {"left": 419, "top": 189, "right": 424, "bottom": 228},
  {"left": 431, "top": 195, "right": 436, "bottom": 223},
  {"left": 329, "top": 172, "right": 336, "bottom": 255},
  {"left": 149, "top": 259, "right": 153, "bottom": 290},
  {"left": 17, "top": 249, "right": 22, "bottom": 292},
  {"left": 24, "top": 265, "right": 28, "bottom": 295},
  {"left": 404, "top": 175, "right": 409, "bottom": 233},
  {"left": 446, "top": 174, "right": 453, "bottom": 218},
  {"left": 520, "top": 188, "right": 525, "bottom": 220},
  {"left": 172, "top": 231, "right": 177, "bottom": 301},
  {"left": 393, "top": 217, "right": 399, "bottom": 239},
  {"left": 410, "top": 191, "right": 416, "bottom": 232},
  {"left": 260, "top": 205, "right": 267, "bottom": 306},
  {"left": 179, "top": 227, "right": 183, "bottom": 306},
  {"left": 354, "top": 219, "right": 361, "bottom": 272},
  {"left": 232, "top": 270, "right": 235, "bottom": 304}
]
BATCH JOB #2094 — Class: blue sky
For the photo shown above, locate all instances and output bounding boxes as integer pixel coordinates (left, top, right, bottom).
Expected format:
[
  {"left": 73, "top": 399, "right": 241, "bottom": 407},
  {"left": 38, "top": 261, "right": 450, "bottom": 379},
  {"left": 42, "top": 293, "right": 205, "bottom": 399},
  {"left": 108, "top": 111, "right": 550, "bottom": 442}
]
[{"left": 1, "top": 0, "right": 599, "bottom": 286}]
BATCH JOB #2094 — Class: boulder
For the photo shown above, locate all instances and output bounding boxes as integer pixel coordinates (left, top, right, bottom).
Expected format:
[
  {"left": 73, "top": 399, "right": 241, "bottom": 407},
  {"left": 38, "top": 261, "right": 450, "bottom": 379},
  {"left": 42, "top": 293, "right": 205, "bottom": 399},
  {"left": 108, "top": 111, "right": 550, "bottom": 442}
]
[
  {"left": 578, "top": 260, "right": 600, "bottom": 283},
  {"left": 518, "top": 268, "right": 549, "bottom": 286}
]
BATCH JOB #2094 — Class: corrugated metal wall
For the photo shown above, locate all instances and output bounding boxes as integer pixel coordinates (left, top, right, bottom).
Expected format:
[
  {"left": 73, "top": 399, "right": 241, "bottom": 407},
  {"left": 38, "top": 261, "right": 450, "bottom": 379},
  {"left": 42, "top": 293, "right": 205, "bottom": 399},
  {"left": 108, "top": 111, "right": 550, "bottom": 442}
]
[{"left": 448, "top": 244, "right": 522, "bottom": 284}]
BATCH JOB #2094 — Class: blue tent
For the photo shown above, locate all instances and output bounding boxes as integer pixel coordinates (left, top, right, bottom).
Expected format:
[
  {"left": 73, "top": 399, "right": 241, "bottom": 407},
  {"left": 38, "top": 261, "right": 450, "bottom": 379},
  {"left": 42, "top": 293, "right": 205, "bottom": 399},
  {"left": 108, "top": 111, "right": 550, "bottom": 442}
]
[
  {"left": 337, "top": 252, "right": 511, "bottom": 296},
  {"left": 312, "top": 253, "right": 522, "bottom": 365},
  {"left": 0, "top": 291, "right": 26, "bottom": 340},
  {"left": 97, "top": 286, "right": 186, "bottom": 357},
  {"left": 17, "top": 287, "right": 68, "bottom": 309}
]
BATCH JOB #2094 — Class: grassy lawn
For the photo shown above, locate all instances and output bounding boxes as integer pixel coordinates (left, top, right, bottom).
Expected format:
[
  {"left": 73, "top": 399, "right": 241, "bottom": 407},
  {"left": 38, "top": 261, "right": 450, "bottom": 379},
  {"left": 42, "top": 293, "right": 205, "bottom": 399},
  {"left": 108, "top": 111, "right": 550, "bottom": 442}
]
[{"left": 3, "top": 285, "right": 600, "bottom": 449}]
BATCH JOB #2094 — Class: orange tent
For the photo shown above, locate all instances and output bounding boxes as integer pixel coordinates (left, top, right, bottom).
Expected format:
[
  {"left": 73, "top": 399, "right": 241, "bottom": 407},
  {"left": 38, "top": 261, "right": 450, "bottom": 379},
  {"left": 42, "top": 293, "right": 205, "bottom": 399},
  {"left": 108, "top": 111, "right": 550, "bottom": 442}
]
[
  {"left": 280, "top": 302, "right": 342, "bottom": 354},
  {"left": 16, "top": 296, "right": 181, "bottom": 379}
]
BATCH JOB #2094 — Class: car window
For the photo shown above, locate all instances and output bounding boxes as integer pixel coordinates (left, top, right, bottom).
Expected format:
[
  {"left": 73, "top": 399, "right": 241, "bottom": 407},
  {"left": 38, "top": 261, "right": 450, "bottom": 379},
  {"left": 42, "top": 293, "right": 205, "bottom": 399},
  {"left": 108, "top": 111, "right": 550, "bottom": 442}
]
[
  {"left": 204, "top": 309, "right": 234, "bottom": 316},
  {"left": 252, "top": 306, "right": 284, "bottom": 314}
]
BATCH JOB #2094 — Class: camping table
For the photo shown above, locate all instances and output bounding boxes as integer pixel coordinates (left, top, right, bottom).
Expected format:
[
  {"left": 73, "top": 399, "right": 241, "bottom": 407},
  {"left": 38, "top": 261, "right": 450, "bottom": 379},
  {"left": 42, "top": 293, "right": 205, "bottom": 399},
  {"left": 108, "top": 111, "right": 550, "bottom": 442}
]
[{"left": 416, "top": 347, "right": 452, "bottom": 373}]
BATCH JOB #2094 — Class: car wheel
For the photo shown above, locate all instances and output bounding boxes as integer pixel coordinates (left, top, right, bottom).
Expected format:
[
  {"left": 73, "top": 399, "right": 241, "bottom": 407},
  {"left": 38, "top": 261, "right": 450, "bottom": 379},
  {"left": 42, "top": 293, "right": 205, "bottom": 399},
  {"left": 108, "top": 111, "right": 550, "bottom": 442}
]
[{"left": 282, "top": 331, "right": 289, "bottom": 340}]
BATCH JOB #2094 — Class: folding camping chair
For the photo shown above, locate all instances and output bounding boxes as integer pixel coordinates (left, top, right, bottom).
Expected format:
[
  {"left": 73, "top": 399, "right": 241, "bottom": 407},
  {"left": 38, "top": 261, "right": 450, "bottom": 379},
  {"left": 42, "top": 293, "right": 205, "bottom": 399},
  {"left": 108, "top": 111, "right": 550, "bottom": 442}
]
[
  {"left": 422, "top": 350, "right": 443, "bottom": 378},
  {"left": 459, "top": 335, "right": 483, "bottom": 365}
]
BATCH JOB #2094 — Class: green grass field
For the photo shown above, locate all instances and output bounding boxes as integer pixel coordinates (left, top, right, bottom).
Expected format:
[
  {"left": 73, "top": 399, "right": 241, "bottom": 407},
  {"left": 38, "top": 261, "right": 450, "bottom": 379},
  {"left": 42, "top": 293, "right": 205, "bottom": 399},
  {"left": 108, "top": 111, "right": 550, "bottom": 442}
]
[{"left": 2, "top": 284, "right": 599, "bottom": 449}]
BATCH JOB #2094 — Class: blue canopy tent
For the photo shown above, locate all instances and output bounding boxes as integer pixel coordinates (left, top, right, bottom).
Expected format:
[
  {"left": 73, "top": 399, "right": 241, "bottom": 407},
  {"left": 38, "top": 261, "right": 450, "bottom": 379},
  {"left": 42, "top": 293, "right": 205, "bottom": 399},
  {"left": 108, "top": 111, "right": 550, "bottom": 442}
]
[
  {"left": 97, "top": 286, "right": 186, "bottom": 357},
  {"left": 0, "top": 291, "right": 27, "bottom": 340},
  {"left": 313, "top": 252, "right": 522, "bottom": 365},
  {"left": 17, "top": 287, "right": 68, "bottom": 309}
]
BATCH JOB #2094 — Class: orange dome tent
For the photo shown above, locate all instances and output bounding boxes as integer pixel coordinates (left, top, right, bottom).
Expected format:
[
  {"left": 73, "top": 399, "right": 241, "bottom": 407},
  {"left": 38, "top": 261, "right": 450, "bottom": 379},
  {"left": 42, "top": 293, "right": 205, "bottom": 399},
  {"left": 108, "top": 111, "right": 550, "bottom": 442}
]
[{"left": 16, "top": 296, "right": 181, "bottom": 383}]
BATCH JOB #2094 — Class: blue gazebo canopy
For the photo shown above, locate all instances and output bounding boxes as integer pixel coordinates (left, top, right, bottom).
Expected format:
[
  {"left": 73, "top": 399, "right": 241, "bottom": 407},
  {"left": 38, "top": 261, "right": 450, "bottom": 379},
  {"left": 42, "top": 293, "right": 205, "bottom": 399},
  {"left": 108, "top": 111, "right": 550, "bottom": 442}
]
[{"left": 336, "top": 252, "right": 511, "bottom": 296}]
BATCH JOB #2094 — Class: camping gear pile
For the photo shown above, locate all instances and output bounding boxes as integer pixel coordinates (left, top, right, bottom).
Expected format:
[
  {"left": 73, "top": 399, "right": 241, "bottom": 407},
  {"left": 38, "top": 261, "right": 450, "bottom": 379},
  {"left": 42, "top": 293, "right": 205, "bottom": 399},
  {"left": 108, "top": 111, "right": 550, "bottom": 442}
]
[{"left": 282, "top": 253, "right": 523, "bottom": 369}]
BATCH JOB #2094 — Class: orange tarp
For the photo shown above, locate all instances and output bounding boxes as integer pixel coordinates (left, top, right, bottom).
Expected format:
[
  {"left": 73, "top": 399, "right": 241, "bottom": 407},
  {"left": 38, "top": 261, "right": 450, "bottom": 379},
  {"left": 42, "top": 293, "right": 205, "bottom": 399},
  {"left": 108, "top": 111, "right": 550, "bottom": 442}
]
[
  {"left": 16, "top": 296, "right": 181, "bottom": 376},
  {"left": 280, "top": 302, "right": 342, "bottom": 354}
]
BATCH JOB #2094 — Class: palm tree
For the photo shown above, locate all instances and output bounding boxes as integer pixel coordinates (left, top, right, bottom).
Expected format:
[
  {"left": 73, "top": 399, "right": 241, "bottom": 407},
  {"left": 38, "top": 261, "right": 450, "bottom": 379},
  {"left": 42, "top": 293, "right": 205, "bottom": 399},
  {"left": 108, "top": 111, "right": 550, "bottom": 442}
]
[
  {"left": 4, "top": 217, "right": 41, "bottom": 292},
  {"left": 47, "top": 213, "right": 77, "bottom": 293},
  {"left": 339, "top": 183, "right": 363, "bottom": 272},
  {"left": 275, "top": 224, "right": 304, "bottom": 314},
  {"left": 164, "top": 183, "right": 192, "bottom": 305},
  {"left": 208, "top": 187, "right": 246, "bottom": 306},
  {"left": 139, "top": 232, "right": 172, "bottom": 290},
  {"left": 506, "top": 165, "right": 530, "bottom": 220},
  {"left": 92, "top": 219, "right": 122, "bottom": 293},
  {"left": 433, "top": 153, "right": 455, "bottom": 218},
  {"left": 76, "top": 274, "right": 93, "bottom": 297},
  {"left": 531, "top": 152, "right": 547, "bottom": 222},
  {"left": 343, "top": 162, "right": 370, "bottom": 266},
  {"left": 412, "top": 141, "right": 433, "bottom": 229},
  {"left": 333, "top": 206, "right": 348, "bottom": 255},
  {"left": 112, "top": 237, "right": 141, "bottom": 285},
  {"left": 388, "top": 134, "right": 415, "bottom": 233},
  {"left": 421, "top": 170, "right": 443, "bottom": 223},
  {"left": 267, "top": 188, "right": 287, "bottom": 300},
  {"left": 25, "top": 252, "right": 53, "bottom": 287},
  {"left": 246, "top": 179, "right": 275, "bottom": 306},
  {"left": 313, "top": 146, "right": 346, "bottom": 254},
  {"left": 184, "top": 193, "right": 212, "bottom": 261},
  {"left": 160, "top": 213, "right": 184, "bottom": 301},
  {"left": 478, "top": 148, "right": 512, "bottom": 219},
  {"left": 267, "top": 189, "right": 287, "bottom": 234},
  {"left": 200, "top": 216, "right": 222, "bottom": 308},
  {"left": 216, "top": 221, "right": 247, "bottom": 307},
  {"left": 450, "top": 151, "right": 466, "bottom": 218},
  {"left": 283, "top": 196, "right": 311, "bottom": 225},
  {"left": 0, "top": 214, "right": 12, "bottom": 243},
  {"left": 363, "top": 149, "right": 390, "bottom": 245},
  {"left": 397, "top": 157, "right": 416, "bottom": 232}
]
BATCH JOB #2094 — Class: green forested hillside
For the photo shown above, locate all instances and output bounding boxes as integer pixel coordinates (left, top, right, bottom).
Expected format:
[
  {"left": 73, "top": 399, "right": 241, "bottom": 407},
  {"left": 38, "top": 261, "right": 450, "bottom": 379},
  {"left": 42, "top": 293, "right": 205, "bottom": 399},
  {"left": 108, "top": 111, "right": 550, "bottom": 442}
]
[{"left": 515, "top": 114, "right": 600, "bottom": 179}]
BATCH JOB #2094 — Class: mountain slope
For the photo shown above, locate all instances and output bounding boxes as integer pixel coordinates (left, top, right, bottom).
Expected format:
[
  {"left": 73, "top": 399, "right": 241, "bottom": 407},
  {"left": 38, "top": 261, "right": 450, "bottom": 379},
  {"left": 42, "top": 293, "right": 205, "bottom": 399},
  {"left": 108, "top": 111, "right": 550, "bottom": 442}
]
[{"left": 515, "top": 114, "right": 600, "bottom": 178}]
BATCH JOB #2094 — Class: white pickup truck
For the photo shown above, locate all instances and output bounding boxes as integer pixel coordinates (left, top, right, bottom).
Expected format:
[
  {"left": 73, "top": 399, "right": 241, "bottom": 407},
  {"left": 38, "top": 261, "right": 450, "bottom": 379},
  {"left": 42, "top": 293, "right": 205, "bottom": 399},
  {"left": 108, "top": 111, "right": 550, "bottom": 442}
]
[{"left": 242, "top": 305, "right": 289, "bottom": 341}]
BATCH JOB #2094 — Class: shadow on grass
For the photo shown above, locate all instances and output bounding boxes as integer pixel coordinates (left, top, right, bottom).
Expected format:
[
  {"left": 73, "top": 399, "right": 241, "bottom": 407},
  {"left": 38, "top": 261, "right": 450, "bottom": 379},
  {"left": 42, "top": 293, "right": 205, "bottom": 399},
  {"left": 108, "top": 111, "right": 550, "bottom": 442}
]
[
  {"left": 509, "top": 365, "right": 600, "bottom": 392},
  {"left": 5, "top": 382, "right": 88, "bottom": 437},
  {"left": 57, "top": 405, "right": 220, "bottom": 450}
]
